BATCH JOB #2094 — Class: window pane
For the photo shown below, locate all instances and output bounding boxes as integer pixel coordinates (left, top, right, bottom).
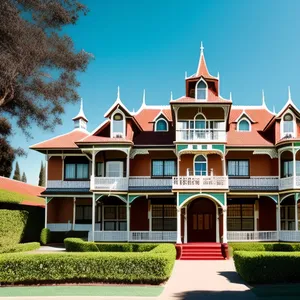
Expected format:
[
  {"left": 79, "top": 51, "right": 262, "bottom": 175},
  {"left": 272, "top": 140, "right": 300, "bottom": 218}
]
[
  {"left": 163, "top": 218, "right": 176, "bottom": 230},
  {"left": 239, "top": 161, "right": 249, "bottom": 176},
  {"left": 77, "top": 164, "right": 88, "bottom": 179},
  {"left": 76, "top": 206, "right": 84, "bottom": 220},
  {"left": 119, "top": 221, "right": 127, "bottom": 231},
  {"left": 104, "top": 207, "right": 116, "bottom": 219},
  {"left": 65, "top": 164, "right": 76, "bottom": 179},
  {"left": 97, "top": 162, "right": 104, "bottom": 177},
  {"left": 152, "top": 205, "right": 163, "bottom": 217},
  {"left": 239, "top": 120, "right": 250, "bottom": 131},
  {"left": 228, "top": 161, "right": 236, "bottom": 176},
  {"left": 284, "top": 121, "right": 293, "bottom": 133},
  {"left": 84, "top": 206, "right": 92, "bottom": 220},
  {"left": 198, "top": 89, "right": 206, "bottom": 99},
  {"left": 118, "top": 206, "right": 126, "bottom": 219},
  {"left": 152, "top": 160, "right": 163, "bottom": 176},
  {"left": 164, "top": 161, "right": 176, "bottom": 176},
  {"left": 156, "top": 120, "right": 167, "bottom": 131},
  {"left": 104, "top": 221, "right": 116, "bottom": 231},
  {"left": 152, "top": 218, "right": 163, "bottom": 231},
  {"left": 164, "top": 205, "right": 176, "bottom": 217}
]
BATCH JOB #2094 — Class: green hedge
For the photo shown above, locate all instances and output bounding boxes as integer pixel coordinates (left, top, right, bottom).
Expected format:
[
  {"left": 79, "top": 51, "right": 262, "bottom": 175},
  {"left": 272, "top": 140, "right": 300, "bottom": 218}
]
[
  {"left": 40, "top": 228, "right": 51, "bottom": 245},
  {"left": 0, "top": 244, "right": 176, "bottom": 284},
  {"left": 0, "top": 242, "right": 40, "bottom": 254},
  {"left": 234, "top": 251, "right": 300, "bottom": 283},
  {"left": 64, "top": 238, "right": 158, "bottom": 253},
  {"left": 0, "top": 210, "right": 28, "bottom": 247},
  {"left": 229, "top": 242, "right": 300, "bottom": 254}
]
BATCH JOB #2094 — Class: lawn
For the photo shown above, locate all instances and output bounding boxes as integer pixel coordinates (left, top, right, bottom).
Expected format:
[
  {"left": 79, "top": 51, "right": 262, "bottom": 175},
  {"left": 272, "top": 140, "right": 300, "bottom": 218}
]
[{"left": 0, "top": 189, "right": 44, "bottom": 206}]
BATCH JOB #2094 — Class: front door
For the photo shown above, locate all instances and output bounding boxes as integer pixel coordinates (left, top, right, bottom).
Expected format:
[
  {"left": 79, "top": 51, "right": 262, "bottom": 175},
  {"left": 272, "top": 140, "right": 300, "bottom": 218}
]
[{"left": 187, "top": 198, "right": 216, "bottom": 242}]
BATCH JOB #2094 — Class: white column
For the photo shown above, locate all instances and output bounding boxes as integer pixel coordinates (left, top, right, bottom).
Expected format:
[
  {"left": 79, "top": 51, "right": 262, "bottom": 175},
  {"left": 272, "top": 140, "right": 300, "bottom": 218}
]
[
  {"left": 222, "top": 207, "right": 227, "bottom": 243},
  {"left": 127, "top": 197, "right": 130, "bottom": 241},
  {"left": 102, "top": 203, "right": 104, "bottom": 231},
  {"left": 293, "top": 148, "right": 296, "bottom": 188},
  {"left": 295, "top": 194, "right": 298, "bottom": 231},
  {"left": 176, "top": 207, "right": 182, "bottom": 244},
  {"left": 184, "top": 206, "right": 188, "bottom": 243},
  {"left": 92, "top": 193, "right": 95, "bottom": 241},
  {"left": 45, "top": 197, "right": 48, "bottom": 228},
  {"left": 126, "top": 152, "right": 130, "bottom": 178},
  {"left": 91, "top": 150, "right": 96, "bottom": 189},
  {"left": 72, "top": 197, "right": 76, "bottom": 231},
  {"left": 45, "top": 154, "right": 48, "bottom": 188},
  {"left": 216, "top": 203, "right": 220, "bottom": 243},
  {"left": 276, "top": 200, "right": 281, "bottom": 240},
  {"left": 222, "top": 157, "right": 226, "bottom": 176},
  {"left": 254, "top": 199, "right": 259, "bottom": 231}
]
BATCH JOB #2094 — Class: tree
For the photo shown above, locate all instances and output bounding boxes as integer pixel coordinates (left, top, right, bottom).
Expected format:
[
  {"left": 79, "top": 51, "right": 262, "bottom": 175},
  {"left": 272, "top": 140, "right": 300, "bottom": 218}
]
[
  {"left": 13, "top": 161, "right": 20, "bottom": 181},
  {"left": 21, "top": 171, "right": 27, "bottom": 183},
  {"left": 38, "top": 161, "right": 45, "bottom": 187},
  {"left": 0, "top": 0, "right": 92, "bottom": 173}
]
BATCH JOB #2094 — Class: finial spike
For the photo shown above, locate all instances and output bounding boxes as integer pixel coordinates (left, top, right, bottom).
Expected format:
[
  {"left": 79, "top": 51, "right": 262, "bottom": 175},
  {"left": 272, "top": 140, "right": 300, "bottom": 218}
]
[
  {"left": 200, "top": 41, "right": 204, "bottom": 54},
  {"left": 170, "top": 91, "right": 173, "bottom": 101},
  {"left": 217, "top": 72, "right": 220, "bottom": 79},
  {"left": 229, "top": 92, "right": 232, "bottom": 101},
  {"left": 185, "top": 71, "right": 187, "bottom": 79},
  {"left": 117, "top": 86, "right": 120, "bottom": 100},
  {"left": 273, "top": 105, "right": 276, "bottom": 114},
  {"left": 288, "top": 86, "right": 291, "bottom": 101},
  {"left": 262, "top": 89, "right": 266, "bottom": 107},
  {"left": 142, "top": 89, "right": 146, "bottom": 106}
]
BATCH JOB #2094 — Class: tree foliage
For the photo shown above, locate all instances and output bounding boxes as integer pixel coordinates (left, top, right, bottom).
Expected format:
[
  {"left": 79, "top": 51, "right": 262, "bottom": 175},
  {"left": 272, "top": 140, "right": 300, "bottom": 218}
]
[
  {"left": 0, "top": 0, "right": 92, "bottom": 173},
  {"left": 13, "top": 161, "right": 21, "bottom": 181},
  {"left": 21, "top": 171, "right": 27, "bottom": 183},
  {"left": 38, "top": 160, "right": 45, "bottom": 186}
]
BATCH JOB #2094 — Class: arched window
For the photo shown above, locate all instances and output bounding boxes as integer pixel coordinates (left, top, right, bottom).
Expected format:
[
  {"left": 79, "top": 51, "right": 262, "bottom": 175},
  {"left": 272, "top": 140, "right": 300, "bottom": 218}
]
[
  {"left": 194, "top": 113, "right": 206, "bottom": 139},
  {"left": 196, "top": 80, "right": 207, "bottom": 100},
  {"left": 112, "top": 111, "right": 125, "bottom": 137},
  {"left": 238, "top": 119, "right": 250, "bottom": 132},
  {"left": 155, "top": 119, "right": 168, "bottom": 131},
  {"left": 194, "top": 155, "right": 207, "bottom": 176},
  {"left": 283, "top": 113, "right": 294, "bottom": 135}
]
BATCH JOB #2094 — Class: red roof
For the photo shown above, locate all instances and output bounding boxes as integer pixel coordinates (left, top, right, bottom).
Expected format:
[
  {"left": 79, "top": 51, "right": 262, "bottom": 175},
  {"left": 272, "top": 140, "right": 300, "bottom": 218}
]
[
  {"left": 170, "top": 92, "right": 231, "bottom": 104},
  {"left": 227, "top": 107, "right": 274, "bottom": 147},
  {"left": 0, "top": 177, "right": 45, "bottom": 207},
  {"left": 30, "top": 129, "right": 89, "bottom": 149},
  {"left": 77, "top": 135, "right": 133, "bottom": 144}
]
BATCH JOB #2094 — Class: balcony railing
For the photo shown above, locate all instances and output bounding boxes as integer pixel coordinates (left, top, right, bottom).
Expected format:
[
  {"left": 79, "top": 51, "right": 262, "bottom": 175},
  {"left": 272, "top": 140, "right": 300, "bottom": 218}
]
[
  {"left": 129, "top": 176, "right": 172, "bottom": 191},
  {"left": 172, "top": 176, "right": 228, "bottom": 190},
  {"left": 229, "top": 176, "right": 279, "bottom": 191},
  {"left": 279, "top": 176, "right": 300, "bottom": 190},
  {"left": 47, "top": 180, "right": 90, "bottom": 189},
  {"left": 227, "top": 231, "right": 278, "bottom": 242},
  {"left": 92, "top": 176, "right": 128, "bottom": 191},
  {"left": 176, "top": 129, "right": 226, "bottom": 142}
]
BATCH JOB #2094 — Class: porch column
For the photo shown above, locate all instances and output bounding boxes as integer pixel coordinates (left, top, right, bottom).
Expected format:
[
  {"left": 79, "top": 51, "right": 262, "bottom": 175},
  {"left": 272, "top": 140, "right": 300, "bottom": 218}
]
[
  {"left": 216, "top": 205, "right": 220, "bottom": 243},
  {"left": 91, "top": 150, "right": 96, "bottom": 189},
  {"left": 222, "top": 156, "right": 226, "bottom": 176},
  {"left": 92, "top": 193, "right": 95, "bottom": 241},
  {"left": 127, "top": 197, "right": 130, "bottom": 241},
  {"left": 72, "top": 197, "right": 76, "bottom": 231},
  {"left": 184, "top": 206, "right": 188, "bottom": 243},
  {"left": 148, "top": 199, "right": 152, "bottom": 231},
  {"left": 176, "top": 206, "right": 182, "bottom": 244},
  {"left": 254, "top": 200, "right": 259, "bottom": 231},
  {"left": 293, "top": 148, "right": 297, "bottom": 188},
  {"left": 45, "top": 197, "right": 48, "bottom": 228},
  {"left": 45, "top": 154, "right": 48, "bottom": 188},
  {"left": 295, "top": 194, "right": 298, "bottom": 231},
  {"left": 276, "top": 201, "right": 281, "bottom": 240},
  {"left": 222, "top": 207, "right": 227, "bottom": 243},
  {"left": 126, "top": 152, "right": 130, "bottom": 178}
]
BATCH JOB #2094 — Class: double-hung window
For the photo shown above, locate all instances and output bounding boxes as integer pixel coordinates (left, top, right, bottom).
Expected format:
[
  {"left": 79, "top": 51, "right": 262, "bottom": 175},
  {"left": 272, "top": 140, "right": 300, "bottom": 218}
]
[
  {"left": 152, "top": 160, "right": 176, "bottom": 177},
  {"left": 227, "top": 160, "right": 249, "bottom": 177},
  {"left": 227, "top": 203, "right": 254, "bottom": 231},
  {"left": 76, "top": 205, "right": 92, "bottom": 224},
  {"left": 152, "top": 204, "right": 177, "bottom": 231},
  {"left": 65, "top": 158, "right": 89, "bottom": 180}
]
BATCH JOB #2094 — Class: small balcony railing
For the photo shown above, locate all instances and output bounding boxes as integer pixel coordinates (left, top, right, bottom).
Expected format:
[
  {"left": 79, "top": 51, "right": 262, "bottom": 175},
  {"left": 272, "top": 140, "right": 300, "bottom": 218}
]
[
  {"left": 129, "top": 176, "right": 172, "bottom": 190},
  {"left": 229, "top": 176, "right": 279, "bottom": 191},
  {"left": 176, "top": 129, "right": 226, "bottom": 142},
  {"left": 279, "top": 176, "right": 300, "bottom": 190},
  {"left": 47, "top": 180, "right": 90, "bottom": 189},
  {"left": 172, "top": 176, "right": 228, "bottom": 190},
  {"left": 92, "top": 176, "right": 128, "bottom": 191}
]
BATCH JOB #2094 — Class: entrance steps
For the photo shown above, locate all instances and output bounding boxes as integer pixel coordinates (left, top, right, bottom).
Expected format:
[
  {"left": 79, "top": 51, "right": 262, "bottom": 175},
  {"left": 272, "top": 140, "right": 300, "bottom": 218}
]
[{"left": 178, "top": 243, "right": 226, "bottom": 260}]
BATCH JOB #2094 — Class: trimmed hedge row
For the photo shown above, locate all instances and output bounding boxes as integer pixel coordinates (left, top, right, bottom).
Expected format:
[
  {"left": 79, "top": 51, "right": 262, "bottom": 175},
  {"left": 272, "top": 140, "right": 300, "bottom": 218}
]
[
  {"left": 40, "top": 228, "right": 51, "bottom": 245},
  {"left": 0, "top": 244, "right": 176, "bottom": 284},
  {"left": 229, "top": 242, "right": 300, "bottom": 254},
  {"left": 234, "top": 251, "right": 300, "bottom": 283},
  {"left": 0, "top": 242, "right": 40, "bottom": 254},
  {"left": 0, "top": 210, "right": 28, "bottom": 247},
  {"left": 64, "top": 238, "right": 158, "bottom": 252}
]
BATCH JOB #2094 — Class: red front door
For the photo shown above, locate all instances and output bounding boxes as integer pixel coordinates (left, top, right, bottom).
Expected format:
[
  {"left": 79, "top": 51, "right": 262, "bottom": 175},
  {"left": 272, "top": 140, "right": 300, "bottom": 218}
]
[{"left": 188, "top": 198, "right": 216, "bottom": 242}]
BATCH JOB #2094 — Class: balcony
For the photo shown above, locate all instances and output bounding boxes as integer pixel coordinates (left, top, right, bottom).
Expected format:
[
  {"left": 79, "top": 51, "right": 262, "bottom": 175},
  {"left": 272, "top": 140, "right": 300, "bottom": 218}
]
[
  {"left": 47, "top": 180, "right": 90, "bottom": 189},
  {"left": 92, "top": 176, "right": 128, "bottom": 191},
  {"left": 129, "top": 176, "right": 172, "bottom": 191},
  {"left": 229, "top": 176, "right": 279, "bottom": 191},
  {"left": 176, "top": 129, "right": 226, "bottom": 142},
  {"left": 172, "top": 176, "right": 228, "bottom": 190},
  {"left": 279, "top": 176, "right": 300, "bottom": 190}
]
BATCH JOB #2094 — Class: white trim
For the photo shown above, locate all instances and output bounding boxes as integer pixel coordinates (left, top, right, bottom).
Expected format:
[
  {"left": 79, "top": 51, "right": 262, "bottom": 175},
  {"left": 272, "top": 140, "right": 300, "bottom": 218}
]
[
  {"left": 111, "top": 109, "right": 126, "bottom": 138},
  {"left": 195, "top": 78, "right": 208, "bottom": 101},
  {"left": 133, "top": 104, "right": 171, "bottom": 116},
  {"left": 234, "top": 110, "right": 255, "bottom": 123},
  {"left": 152, "top": 110, "right": 169, "bottom": 123},
  {"left": 237, "top": 118, "right": 251, "bottom": 132},
  {"left": 280, "top": 110, "right": 296, "bottom": 139},
  {"left": 155, "top": 118, "right": 169, "bottom": 132}
]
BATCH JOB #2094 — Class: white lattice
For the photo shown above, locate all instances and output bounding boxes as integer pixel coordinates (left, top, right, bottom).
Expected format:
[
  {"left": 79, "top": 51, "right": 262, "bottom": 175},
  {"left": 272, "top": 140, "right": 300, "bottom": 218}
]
[{"left": 172, "top": 176, "right": 228, "bottom": 190}]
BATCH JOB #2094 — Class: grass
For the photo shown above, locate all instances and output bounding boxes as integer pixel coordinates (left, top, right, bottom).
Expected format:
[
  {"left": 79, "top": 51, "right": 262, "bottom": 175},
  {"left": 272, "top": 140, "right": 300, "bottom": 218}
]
[
  {"left": 0, "top": 285, "right": 164, "bottom": 297},
  {"left": 0, "top": 189, "right": 44, "bottom": 206}
]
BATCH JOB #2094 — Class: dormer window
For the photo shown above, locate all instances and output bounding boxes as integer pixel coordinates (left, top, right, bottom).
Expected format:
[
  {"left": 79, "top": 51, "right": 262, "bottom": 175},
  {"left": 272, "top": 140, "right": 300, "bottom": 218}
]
[
  {"left": 111, "top": 110, "right": 125, "bottom": 138},
  {"left": 196, "top": 80, "right": 207, "bottom": 100},
  {"left": 155, "top": 118, "right": 168, "bottom": 131},
  {"left": 283, "top": 113, "right": 294, "bottom": 135},
  {"left": 238, "top": 119, "right": 250, "bottom": 132}
]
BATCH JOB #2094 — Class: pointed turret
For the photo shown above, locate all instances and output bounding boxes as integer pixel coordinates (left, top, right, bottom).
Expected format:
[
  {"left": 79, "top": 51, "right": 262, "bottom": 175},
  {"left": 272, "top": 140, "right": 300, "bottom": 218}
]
[
  {"left": 196, "top": 42, "right": 211, "bottom": 77},
  {"left": 73, "top": 98, "right": 88, "bottom": 130}
]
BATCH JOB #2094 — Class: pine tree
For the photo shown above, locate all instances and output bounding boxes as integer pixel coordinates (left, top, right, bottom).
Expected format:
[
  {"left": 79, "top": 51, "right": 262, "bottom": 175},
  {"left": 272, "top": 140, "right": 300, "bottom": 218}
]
[
  {"left": 13, "top": 161, "right": 21, "bottom": 181},
  {"left": 38, "top": 161, "right": 45, "bottom": 187},
  {"left": 21, "top": 172, "right": 27, "bottom": 183}
]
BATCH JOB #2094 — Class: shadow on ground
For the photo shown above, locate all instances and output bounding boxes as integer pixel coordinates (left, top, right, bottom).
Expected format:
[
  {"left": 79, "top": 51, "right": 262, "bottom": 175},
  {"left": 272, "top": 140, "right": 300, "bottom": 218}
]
[{"left": 172, "top": 290, "right": 255, "bottom": 299}]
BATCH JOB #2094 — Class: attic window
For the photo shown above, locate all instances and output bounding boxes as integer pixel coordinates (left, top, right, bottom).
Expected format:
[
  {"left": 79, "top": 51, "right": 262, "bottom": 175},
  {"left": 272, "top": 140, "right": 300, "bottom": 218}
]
[
  {"left": 196, "top": 80, "right": 207, "bottom": 100},
  {"left": 282, "top": 112, "right": 295, "bottom": 138},
  {"left": 155, "top": 119, "right": 168, "bottom": 132},
  {"left": 111, "top": 111, "right": 125, "bottom": 138},
  {"left": 238, "top": 119, "right": 250, "bottom": 132}
]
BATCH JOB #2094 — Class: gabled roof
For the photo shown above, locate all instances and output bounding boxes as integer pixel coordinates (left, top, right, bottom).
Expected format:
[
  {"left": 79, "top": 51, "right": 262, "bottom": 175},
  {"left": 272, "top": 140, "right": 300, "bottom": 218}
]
[
  {"left": 170, "top": 92, "right": 232, "bottom": 104},
  {"left": 76, "top": 135, "right": 133, "bottom": 145},
  {"left": 30, "top": 129, "right": 89, "bottom": 150},
  {"left": 152, "top": 110, "right": 170, "bottom": 122},
  {"left": 234, "top": 110, "right": 256, "bottom": 123}
]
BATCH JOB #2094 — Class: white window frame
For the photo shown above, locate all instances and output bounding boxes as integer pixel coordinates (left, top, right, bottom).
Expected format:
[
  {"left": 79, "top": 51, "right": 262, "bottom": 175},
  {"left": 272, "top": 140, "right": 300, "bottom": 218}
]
[
  {"left": 195, "top": 78, "right": 208, "bottom": 101},
  {"left": 193, "top": 154, "right": 208, "bottom": 176},
  {"left": 111, "top": 109, "right": 126, "bottom": 138},
  {"left": 155, "top": 118, "right": 168, "bottom": 132},
  {"left": 237, "top": 118, "right": 251, "bottom": 132},
  {"left": 281, "top": 111, "right": 296, "bottom": 139}
]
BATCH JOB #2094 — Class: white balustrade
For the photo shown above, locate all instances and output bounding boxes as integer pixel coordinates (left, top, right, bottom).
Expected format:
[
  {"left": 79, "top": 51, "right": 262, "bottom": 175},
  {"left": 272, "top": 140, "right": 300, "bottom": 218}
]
[
  {"left": 47, "top": 223, "right": 100, "bottom": 231},
  {"left": 227, "top": 231, "right": 278, "bottom": 242},
  {"left": 229, "top": 176, "right": 278, "bottom": 189},
  {"left": 279, "top": 231, "right": 300, "bottom": 241},
  {"left": 129, "top": 176, "right": 172, "bottom": 188},
  {"left": 89, "top": 231, "right": 128, "bottom": 242},
  {"left": 47, "top": 180, "right": 90, "bottom": 189},
  {"left": 130, "top": 231, "right": 177, "bottom": 242},
  {"left": 93, "top": 177, "right": 128, "bottom": 191},
  {"left": 176, "top": 129, "right": 226, "bottom": 142},
  {"left": 172, "top": 176, "right": 228, "bottom": 190}
]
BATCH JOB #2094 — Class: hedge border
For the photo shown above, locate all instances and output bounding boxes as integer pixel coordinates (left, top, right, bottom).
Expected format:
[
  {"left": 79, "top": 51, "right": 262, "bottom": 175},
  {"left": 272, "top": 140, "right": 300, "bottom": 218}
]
[{"left": 0, "top": 242, "right": 40, "bottom": 254}]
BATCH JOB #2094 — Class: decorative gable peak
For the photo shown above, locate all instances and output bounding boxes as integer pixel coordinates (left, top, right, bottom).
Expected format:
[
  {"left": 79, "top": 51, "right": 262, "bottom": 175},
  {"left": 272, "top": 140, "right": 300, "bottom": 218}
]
[
  {"left": 73, "top": 98, "right": 88, "bottom": 130},
  {"left": 196, "top": 42, "right": 210, "bottom": 77}
]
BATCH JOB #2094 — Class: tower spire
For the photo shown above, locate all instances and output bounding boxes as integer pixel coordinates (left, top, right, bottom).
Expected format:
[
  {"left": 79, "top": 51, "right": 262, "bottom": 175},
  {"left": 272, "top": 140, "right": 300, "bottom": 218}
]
[
  {"left": 72, "top": 98, "right": 88, "bottom": 130},
  {"left": 117, "top": 86, "right": 120, "bottom": 101},
  {"left": 196, "top": 41, "right": 210, "bottom": 77},
  {"left": 170, "top": 91, "right": 173, "bottom": 101},
  {"left": 142, "top": 89, "right": 146, "bottom": 106},
  {"left": 262, "top": 89, "right": 266, "bottom": 107},
  {"left": 229, "top": 92, "right": 232, "bottom": 101},
  {"left": 288, "top": 86, "right": 292, "bottom": 101}
]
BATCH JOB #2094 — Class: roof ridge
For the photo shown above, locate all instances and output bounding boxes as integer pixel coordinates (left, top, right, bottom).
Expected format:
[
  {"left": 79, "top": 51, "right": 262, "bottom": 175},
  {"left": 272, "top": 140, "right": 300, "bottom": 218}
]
[{"left": 0, "top": 176, "right": 44, "bottom": 190}]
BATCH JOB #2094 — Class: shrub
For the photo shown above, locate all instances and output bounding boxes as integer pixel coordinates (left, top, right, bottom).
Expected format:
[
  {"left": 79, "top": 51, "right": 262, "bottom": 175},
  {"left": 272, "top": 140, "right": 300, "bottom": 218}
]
[
  {"left": 234, "top": 251, "right": 300, "bottom": 283},
  {"left": 64, "top": 238, "right": 98, "bottom": 252},
  {"left": 0, "top": 210, "right": 28, "bottom": 247},
  {"left": 0, "top": 242, "right": 40, "bottom": 254},
  {"left": 0, "top": 244, "right": 176, "bottom": 284},
  {"left": 229, "top": 242, "right": 300, "bottom": 254},
  {"left": 40, "top": 228, "right": 51, "bottom": 245}
]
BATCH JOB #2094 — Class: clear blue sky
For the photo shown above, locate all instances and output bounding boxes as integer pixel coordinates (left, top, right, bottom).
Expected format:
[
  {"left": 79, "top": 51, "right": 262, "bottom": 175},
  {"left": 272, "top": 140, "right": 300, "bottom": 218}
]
[{"left": 11, "top": 0, "right": 300, "bottom": 185}]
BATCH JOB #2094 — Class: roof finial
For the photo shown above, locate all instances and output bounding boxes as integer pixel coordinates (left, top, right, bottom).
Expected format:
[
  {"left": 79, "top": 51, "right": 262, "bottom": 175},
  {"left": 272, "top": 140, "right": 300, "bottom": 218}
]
[
  {"left": 185, "top": 71, "right": 187, "bottom": 79},
  {"left": 72, "top": 97, "right": 88, "bottom": 129},
  {"left": 117, "top": 86, "right": 120, "bottom": 101},
  {"left": 229, "top": 92, "right": 232, "bottom": 101},
  {"left": 288, "top": 86, "right": 292, "bottom": 101},
  {"left": 217, "top": 72, "right": 220, "bottom": 79},
  {"left": 142, "top": 89, "right": 146, "bottom": 106},
  {"left": 262, "top": 89, "right": 266, "bottom": 107},
  {"left": 273, "top": 105, "right": 276, "bottom": 114},
  {"left": 200, "top": 41, "right": 204, "bottom": 55},
  {"left": 170, "top": 91, "right": 173, "bottom": 101}
]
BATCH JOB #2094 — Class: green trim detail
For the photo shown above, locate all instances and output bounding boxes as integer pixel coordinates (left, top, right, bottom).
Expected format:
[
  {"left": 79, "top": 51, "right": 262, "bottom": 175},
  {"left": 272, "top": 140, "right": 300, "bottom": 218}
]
[
  {"left": 94, "top": 193, "right": 127, "bottom": 203},
  {"left": 46, "top": 197, "right": 53, "bottom": 204},
  {"left": 128, "top": 195, "right": 142, "bottom": 203},
  {"left": 178, "top": 192, "right": 225, "bottom": 206},
  {"left": 212, "top": 144, "right": 225, "bottom": 153},
  {"left": 193, "top": 145, "right": 197, "bottom": 150},
  {"left": 294, "top": 142, "right": 300, "bottom": 147},
  {"left": 176, "top": 144, "right": 188, "bottom": 152},
  {"left": 266, "top": 195, "right": 278, "bottom": 203},
  {"left": 202, "top": 145, "right": 207, "bottom": 150}
]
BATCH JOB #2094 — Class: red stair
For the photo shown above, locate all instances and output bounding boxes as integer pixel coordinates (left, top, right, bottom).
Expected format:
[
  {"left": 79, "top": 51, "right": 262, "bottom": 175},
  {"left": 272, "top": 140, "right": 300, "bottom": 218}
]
[{"left": 178, "top": 243, "right": 225, "bottom": 260}]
